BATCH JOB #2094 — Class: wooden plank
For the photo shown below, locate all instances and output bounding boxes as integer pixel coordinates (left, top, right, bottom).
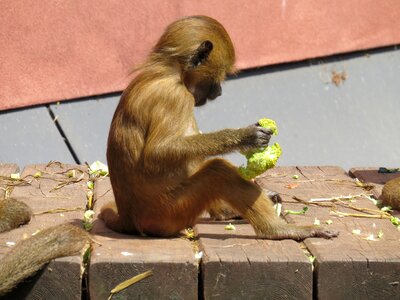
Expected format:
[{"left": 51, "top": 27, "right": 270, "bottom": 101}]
[
  {"left": 197, "top": 220, "right": 312, "bottom": 299},
  {"left": 0, "top": 106, "right": 75, "bottom": 168},
  {"left": 349, "top": 167, "right": 400, "bottom": 198},
  {"left": 89, "top": 177, "right": 198, "bottom": 300},
  {"left": 0, "top": 163, "right": 19, "bottom": 198},
  {"left": 256, "top": 166, "right": 400, "bottom": 299},
  {"left": 0, "top": 163, "right": 89, "bottom": 299},
  {"left": 49, "top": 94, "right": 120, "bottom": 164}
]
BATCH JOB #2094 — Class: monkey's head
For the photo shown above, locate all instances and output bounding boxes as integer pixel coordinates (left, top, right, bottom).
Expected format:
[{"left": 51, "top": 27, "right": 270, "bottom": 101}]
[{"left": 152, "top": 16, "right": 236, "bottom": 106}]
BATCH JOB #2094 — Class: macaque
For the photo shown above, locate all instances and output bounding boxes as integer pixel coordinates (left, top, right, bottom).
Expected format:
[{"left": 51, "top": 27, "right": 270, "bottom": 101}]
[
  {"left": 379, "top": 177, "right": 400, "bottom": 210},
  {"left": 0, "top": 198, "right": 89, "bottom": 295},
  {"left": 100, "top": 15, "right": 338, "bottom": 240}
]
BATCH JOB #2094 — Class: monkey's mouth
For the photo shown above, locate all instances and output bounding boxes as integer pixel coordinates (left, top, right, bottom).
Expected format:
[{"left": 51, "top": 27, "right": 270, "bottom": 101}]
[{"left": 195, "top": 97, "right": 208, "bottom": 106}]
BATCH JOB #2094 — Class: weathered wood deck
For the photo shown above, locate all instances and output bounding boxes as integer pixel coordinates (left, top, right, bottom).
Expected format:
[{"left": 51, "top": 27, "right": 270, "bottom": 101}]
[{"left": 1, "top": 162, "right": 399, "bottom": 299}]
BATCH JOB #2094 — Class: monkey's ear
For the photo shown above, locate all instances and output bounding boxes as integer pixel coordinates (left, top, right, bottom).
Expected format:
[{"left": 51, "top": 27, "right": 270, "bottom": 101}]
[{"left": 190, "top": 40, "right": 213, "bottom": 68}]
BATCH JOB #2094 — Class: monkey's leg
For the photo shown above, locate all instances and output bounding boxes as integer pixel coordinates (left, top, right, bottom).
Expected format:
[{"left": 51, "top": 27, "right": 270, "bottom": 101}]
[
  {"left": 176, "top": 158, "right": 338, "bottom": 240},
  {"left": 208, "top": 189, "right": 281, "bottom": 220},
  {"left": 208, "top": 199, "right": 241, "bottom": 220}
]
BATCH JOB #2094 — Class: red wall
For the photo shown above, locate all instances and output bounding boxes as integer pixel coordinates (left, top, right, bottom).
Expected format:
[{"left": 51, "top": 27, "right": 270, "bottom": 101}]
[{"left": 1, "top": 0, "right": 400, "bottom": 110}]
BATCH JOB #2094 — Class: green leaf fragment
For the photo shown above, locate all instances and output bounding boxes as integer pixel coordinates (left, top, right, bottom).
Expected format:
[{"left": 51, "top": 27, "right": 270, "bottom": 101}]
[
  {"left": 380, "top": 206, "right": 392, "bottom": 212},
  {"left": 89, "top": 161, "right": 109, "bottom": 176},
  {"left": 87, "top": 181, "right": 94, "bottom": 190},
  {"left": 67, "top": 170, "right": 76, "bottom": 178},
  {"left": 83, "top": 246, "right": 92, "bottom": 264},
  {"left": 83, "top": 222, "right": 93, "bottom": 231},
  {"left": 10, "top": 173, "right": 20, "bottom": 179},
  {"left": 284, "top": 206, "right": 308, "bottom": 215},
  {"left": 390, "top": 216, "right": 400, "bottom": 226},
  {"left": 224, "top": 223, "right": 236, "bottom": 230}
]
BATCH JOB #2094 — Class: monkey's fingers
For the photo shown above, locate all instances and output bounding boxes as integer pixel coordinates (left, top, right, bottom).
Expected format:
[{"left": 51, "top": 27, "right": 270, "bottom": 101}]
[{"left": 254, "top": 127, "right": 272, "bottom": 147}]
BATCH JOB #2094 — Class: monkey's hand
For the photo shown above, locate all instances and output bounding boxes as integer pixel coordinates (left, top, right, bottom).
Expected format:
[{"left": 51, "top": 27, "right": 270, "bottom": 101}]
[{"left": 241, "top": 125, "right": 273, "bottom": 149}]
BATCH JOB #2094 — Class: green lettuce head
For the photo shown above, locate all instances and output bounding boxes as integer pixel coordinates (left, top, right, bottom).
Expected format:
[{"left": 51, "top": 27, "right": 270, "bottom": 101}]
[{"left": 238, "top": 118, "right": 282, "bottom": 180}]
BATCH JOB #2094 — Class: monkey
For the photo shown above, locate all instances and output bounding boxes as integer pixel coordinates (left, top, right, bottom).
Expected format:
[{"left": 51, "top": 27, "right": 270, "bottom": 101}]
[
  {"left": 100, "top": 16, "right": 338, "bottom": 240},
  {"left": 379, "top": 176, "right": 400, "bottom": 210},
  {"left": 0, "top": 198, "right": 90, "bottom": 295}
]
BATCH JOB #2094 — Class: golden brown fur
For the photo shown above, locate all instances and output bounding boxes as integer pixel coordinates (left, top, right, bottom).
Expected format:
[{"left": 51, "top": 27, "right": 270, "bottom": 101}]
[
  {"left": 101, "top": 16, "right": 338, "bottom": 240},
  {"left": 0, "top": 223, "right": 89, "bottom": 296},
  {"left": 379, "top": 177, "right": 400, "bottom": 210},
  {"left": 0, "top": 198, "right": 32, "bottom": 233},
  {"left": 0, "top": 198, "right": 89, "bottom": 295}
]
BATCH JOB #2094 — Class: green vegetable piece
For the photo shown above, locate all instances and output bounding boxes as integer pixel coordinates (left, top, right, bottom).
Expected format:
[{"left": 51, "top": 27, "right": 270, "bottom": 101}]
[
  {"left": 224, "top": 223, "right": 236, "bottom": 230},
  {"left": 89, "top": 161, "right": 109, "bottom": 176},
  {"left": 239, "top": 142, "right": 282, "bottom": 180},
  {"left": 391, "top": 216, "right": 400, "bottom": 226},
  {"left": 238, "top": 118, "right": 282, "bottom": 180},
  {"left": 284, "top": 206, "right": 309, "bottom": 215},
  {"left": 87, "top": 181, "right": 94, "bottom": 190},
  {"left": 258, "top": 118, "right": 278, "bottom": 135}
]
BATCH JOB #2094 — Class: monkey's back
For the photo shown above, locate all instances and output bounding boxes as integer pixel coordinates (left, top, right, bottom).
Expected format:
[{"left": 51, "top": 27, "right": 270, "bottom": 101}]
[{"left": 107, "top": 68, "right": 197, "bottom": 209}]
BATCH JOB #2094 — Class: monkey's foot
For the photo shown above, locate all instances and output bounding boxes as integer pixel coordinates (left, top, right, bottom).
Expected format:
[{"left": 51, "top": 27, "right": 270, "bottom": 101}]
[
  {"left": 256, "top": 224, "right": 339, "bottom": 241},
  {"left": 310, "top": 227, "right": 339, "bottom": 239},
  {"left": 264, "top": 190, "right": 282, "bottom": 204}
]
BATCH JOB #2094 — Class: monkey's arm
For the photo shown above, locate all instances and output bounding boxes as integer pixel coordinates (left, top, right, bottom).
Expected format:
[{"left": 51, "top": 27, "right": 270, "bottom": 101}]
[
  {"left": 145, "top": 125, "right": 272, "bottom": 168},
  {"left": 142, "top": 86, "right": 272, "bottom": 164},
  {"left": 183, "top": 126, "right": 271, "bottom": 156}
]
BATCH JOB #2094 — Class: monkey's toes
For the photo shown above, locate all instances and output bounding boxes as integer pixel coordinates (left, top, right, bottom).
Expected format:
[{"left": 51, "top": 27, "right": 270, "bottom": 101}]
[
  {"left": 265, "top": 190, "right": 282, "bottom": 204},
  {"left": 314, "top": 228, "right": 339, "bottom": 239}
]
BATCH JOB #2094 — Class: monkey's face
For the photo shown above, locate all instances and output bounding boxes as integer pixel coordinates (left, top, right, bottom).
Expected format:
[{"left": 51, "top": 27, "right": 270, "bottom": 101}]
[{"left": 186, "top": 76, "right": 222, "bottom": 106}]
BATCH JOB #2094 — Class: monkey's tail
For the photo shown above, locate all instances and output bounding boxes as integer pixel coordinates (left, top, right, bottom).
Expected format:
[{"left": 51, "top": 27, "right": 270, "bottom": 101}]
[
  {"left": 0, "top": 223, "right": 90, "bottom": 296},
  {"left": 0, "top": 198, "right": 32, "bottom": 233}
]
